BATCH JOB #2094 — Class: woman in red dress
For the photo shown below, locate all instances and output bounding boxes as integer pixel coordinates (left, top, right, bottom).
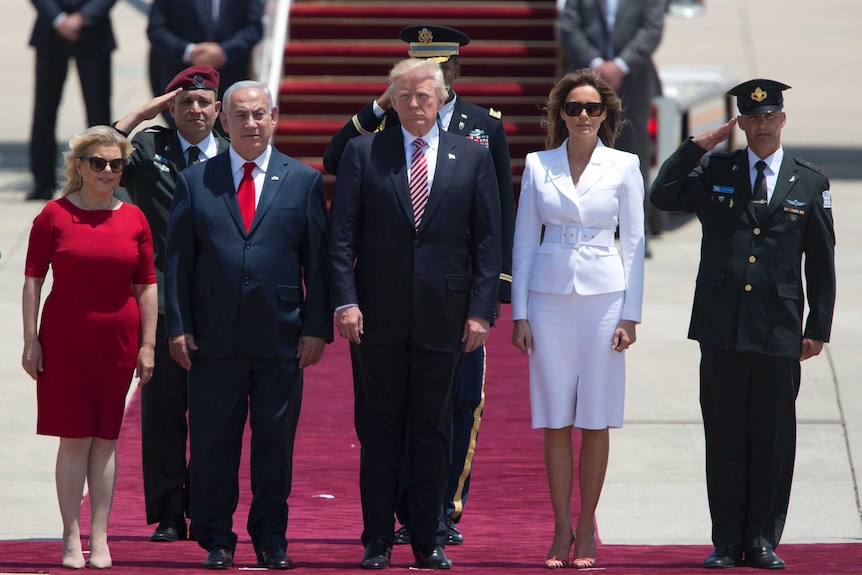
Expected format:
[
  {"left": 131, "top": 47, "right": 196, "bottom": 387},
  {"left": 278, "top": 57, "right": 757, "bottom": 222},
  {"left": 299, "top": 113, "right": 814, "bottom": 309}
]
[{"left": 22, "top": 126, "right": 157, "bottom": 569}]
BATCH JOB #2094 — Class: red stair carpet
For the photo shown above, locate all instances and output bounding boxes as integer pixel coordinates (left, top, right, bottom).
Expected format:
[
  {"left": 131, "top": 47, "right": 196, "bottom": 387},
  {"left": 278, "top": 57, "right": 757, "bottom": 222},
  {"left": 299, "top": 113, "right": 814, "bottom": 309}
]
[
  {"left": 274, "top": 0, "right": 561, "bottom": 199},
  {"left": 1, "top": 310, "right": 860, "bottom": 573}
]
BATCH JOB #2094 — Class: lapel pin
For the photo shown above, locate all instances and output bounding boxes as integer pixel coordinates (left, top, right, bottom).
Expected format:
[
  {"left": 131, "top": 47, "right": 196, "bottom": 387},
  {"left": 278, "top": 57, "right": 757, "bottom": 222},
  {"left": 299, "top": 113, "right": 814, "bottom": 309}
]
[
  {"left": 448, "top": 153, "right": 456, "bottom": 160},
  {"left": 789, "top": 175, "right": 797, "bottom": 182},
  {"left": 458, "top": 121, "right": 465, "bottom": 130},
  {"left": 271, "top": 176, "right": 279, "bottom": 181},
  {"left": 731, "top": 164, "right": 738, "bottom": 171}
]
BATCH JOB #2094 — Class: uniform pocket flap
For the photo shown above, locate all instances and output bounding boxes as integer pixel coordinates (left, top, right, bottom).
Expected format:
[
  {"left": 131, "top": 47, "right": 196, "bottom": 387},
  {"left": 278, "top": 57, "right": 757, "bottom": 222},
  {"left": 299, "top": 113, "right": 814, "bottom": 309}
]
[
  {"left": 777, "top": 282, "right": 800, "bottom": 300},
  {"left": 446, "top": 274, "right": 470, "bottom": 292},
  {"left": 278, "top": 285, "right": 302, "bottom": 302}
]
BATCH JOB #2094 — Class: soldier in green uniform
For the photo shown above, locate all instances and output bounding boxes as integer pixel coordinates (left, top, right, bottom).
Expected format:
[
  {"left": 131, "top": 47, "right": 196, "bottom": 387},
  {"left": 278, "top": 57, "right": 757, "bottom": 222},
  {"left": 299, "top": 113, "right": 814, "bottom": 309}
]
[
  {"left": 323, "top": 24, "right": 514, "bottom": 550},
  {"left": 650, "top": 79, "right": 836, "bottom": 570},
  {"left": 113, "top": 65, "right": 229, "bottom": 544}
]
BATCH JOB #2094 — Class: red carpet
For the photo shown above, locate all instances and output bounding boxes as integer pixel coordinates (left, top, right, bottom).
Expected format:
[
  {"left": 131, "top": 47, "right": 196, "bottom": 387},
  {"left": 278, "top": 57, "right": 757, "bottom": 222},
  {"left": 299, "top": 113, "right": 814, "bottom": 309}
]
[{"left": 1, "top": 310, "right": 860, "bottom": 573}]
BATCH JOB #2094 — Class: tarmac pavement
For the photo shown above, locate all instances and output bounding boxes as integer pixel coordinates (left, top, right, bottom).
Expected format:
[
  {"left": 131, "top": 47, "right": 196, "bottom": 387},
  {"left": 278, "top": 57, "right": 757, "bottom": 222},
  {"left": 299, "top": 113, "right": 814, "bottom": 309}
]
[{"left": 0, "top": 0, "right": 860, "bottom": 546}]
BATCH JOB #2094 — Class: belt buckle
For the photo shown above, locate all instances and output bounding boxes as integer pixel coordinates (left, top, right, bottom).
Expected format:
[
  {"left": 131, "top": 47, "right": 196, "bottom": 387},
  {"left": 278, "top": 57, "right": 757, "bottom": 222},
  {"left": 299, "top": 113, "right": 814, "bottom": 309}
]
[{"left": 560, "top": 223, "right": 581, "bottom": 248}]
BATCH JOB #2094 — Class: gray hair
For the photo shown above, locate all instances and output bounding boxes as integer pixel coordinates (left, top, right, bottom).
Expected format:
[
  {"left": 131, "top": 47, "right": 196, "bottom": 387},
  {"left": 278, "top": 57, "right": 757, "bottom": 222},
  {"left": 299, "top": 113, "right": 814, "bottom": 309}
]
[
  {"left": 387, "top": 58, "right": 448, "bottom": 102},
  {"left": 222, "top": 80, "right": 274, "bottom": 114}
]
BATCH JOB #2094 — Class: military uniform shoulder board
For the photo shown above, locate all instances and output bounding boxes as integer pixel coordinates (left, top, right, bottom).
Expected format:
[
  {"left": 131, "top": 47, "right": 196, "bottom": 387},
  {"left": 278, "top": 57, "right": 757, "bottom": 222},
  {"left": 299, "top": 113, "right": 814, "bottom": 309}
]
[
  {"left": 794, "top": 157, "right": 825, "bottom": 175},
  {"left": 488, "top": 108, "right": 502, "bottom": 120}
]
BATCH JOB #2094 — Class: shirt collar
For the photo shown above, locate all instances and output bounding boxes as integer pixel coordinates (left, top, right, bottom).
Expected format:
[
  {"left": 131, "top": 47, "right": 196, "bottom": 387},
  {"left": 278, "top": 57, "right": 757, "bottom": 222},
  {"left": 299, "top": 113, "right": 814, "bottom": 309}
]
[
  {"left": 229, "top": 145, "right": 271, "bottom": 175},
  {"left": 747, "top": 146, "right": 784, "bottom": 175}
]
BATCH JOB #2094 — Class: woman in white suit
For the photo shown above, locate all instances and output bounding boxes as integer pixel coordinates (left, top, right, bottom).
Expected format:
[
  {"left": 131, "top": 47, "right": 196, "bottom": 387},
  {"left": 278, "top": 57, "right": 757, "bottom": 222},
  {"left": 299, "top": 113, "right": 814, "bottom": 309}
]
[{"left": 512, "top": 69, "right": 645, "bottom": 569}]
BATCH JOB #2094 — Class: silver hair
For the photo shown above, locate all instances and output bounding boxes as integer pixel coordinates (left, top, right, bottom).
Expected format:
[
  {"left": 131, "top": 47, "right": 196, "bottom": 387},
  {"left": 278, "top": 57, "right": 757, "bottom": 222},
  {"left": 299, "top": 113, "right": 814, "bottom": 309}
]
[
  {"left": 387, "top": 58, "right": 448, "bottom": 102},
  {"left": 222, "top": 80, "right": 274, "bottom": 113}
]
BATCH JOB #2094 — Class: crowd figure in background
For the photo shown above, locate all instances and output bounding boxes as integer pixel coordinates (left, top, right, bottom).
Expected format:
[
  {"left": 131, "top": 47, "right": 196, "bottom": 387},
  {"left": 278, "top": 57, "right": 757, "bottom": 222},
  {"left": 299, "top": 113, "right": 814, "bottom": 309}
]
[
  {"left": 558, "top": 0, "right": 666, "bottom": 253},
  {"left": 22, "top": 125, "right": 157, "bottom": 568},
  {"left": 511, "top": 69, "right": 645, "bottom": 570},
  {"left": 113, "top": 64, "right": 229, "bottom": 545},
  {"left": 164, "top": 80, "right": 331, "bottom": 570},
  {"left": 650, "top": 79, "right": 836, "bottom": 570},
  {"left": 27, "top": 0, "right": 118, "bottom": 201},
  {"left": 329, "top": 57, "right": 502, "bottom": 570},
  {"left": 323, "top": 23, "right": 515, "bottom": 553},
  {"left": 147, "top": 0, "right": 263, "bottom": 111}
]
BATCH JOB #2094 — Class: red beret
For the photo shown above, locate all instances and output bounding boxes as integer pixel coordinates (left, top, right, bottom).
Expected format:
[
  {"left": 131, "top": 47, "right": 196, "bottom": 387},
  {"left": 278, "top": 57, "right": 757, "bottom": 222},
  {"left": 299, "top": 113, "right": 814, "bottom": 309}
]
[{"left": 165, "top": 65, "right": 220, "bottom": 94}]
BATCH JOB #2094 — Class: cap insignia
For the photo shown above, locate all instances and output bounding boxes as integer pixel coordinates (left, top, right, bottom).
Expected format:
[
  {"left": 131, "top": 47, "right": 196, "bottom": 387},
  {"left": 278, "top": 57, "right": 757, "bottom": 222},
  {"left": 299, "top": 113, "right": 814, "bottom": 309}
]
[
  {"left": 192, "top": 74, "right": 206, "bottom": 89},
  {"left": 750, "top": 87, "right": 767, "bottom": 102},
  {"left": 418, "top": 27, "right": 433, "bottom": 44}
]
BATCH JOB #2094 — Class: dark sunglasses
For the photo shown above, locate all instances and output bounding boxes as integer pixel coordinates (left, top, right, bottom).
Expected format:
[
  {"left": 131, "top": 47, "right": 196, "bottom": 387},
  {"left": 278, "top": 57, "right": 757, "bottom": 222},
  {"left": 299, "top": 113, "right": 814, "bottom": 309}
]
[
  {"left": 81, "top": 156, "right": 127, "bottom": 173},
  {"left": 563, "top": 101, "right": 605, "bottom": 117}
]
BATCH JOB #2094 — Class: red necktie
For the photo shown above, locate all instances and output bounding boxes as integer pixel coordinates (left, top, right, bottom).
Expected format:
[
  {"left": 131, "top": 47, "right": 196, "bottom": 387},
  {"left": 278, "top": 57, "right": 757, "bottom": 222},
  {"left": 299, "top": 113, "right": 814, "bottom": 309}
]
[
  {"left": 409, "top": 138, "right": 429, "bottom": 229},
  {"left": 238, "top": 161, "right": 256, "bottom": 231}
]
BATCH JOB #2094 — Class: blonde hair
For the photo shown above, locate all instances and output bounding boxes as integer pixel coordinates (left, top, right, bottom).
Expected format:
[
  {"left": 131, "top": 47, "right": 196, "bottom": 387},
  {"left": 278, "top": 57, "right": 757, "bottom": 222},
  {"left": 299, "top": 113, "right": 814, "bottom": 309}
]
[
  {"left": 544, "top": 69, "right": 625, "bottom": 150},
  {"left": 387, "top": 58, "right": 448, "bottom": 103},
  {"left": 60, "top": 126, "right": 133, "bottom": 197}
]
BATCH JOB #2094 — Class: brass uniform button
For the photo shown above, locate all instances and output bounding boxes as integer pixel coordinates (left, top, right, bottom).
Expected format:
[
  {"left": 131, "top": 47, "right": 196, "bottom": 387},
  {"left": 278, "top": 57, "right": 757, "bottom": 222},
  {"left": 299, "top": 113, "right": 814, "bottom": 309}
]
[
  {"left": 744, "top": 284, "right": 753, "bottom": 292},
  {"left": 748, "top": 256, "right": 756, "bottom": 263},
  {"left": 753, "top": 227, "right": 761, "bottom": 235}
]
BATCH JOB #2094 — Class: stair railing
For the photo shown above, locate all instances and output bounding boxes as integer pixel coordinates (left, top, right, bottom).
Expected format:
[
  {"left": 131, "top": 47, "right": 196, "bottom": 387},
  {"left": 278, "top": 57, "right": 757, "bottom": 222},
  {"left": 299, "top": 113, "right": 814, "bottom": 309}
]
[{"left": 255, "top": 0, "right": 292, "bottom": 114}]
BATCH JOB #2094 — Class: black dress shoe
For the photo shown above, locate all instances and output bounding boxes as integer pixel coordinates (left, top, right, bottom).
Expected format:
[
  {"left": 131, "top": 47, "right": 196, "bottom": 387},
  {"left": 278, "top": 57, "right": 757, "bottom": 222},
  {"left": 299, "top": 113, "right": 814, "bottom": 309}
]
[
  {"left": 393, "top": 523, "right": 411, "bottom": 545},
  {"left": 203, "top": 546, "right": 233, "bottom": 569},
  {"left": 26, "top": 186, "right": 54, "bottom": 201},
  {"left": 445, "top": 517, "right": 463, "bottom": 545},
  {"left": 149, "top": 516, "right": 187, "bottom": 542},
  {"left": 703, "top": 544, "right": 743, "bottom": 569},
  {"left": 360, "top": 540, "right": 392, "bottom": 569},
  {"left": 258, "top": 549, "right": 295, "bottom": 570},
  {"left": 745, "top": 547, "right": 785, "bottom": 570},
  {"left": 413, "top": 545, "right": 452, "bottom": 570}
]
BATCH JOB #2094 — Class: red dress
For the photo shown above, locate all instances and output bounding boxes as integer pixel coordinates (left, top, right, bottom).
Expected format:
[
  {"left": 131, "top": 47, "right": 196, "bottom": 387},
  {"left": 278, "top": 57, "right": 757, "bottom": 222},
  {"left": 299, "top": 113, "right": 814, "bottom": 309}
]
[{"left": 25, "top": 198, "right": 156, "bottom": 439}]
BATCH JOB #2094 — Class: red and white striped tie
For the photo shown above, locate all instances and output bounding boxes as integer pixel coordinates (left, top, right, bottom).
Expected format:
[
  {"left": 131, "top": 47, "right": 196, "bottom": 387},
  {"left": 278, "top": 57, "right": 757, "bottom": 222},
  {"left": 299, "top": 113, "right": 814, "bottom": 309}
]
[{"left": 409, "top": 138, "right": 429, "bottom": 229}]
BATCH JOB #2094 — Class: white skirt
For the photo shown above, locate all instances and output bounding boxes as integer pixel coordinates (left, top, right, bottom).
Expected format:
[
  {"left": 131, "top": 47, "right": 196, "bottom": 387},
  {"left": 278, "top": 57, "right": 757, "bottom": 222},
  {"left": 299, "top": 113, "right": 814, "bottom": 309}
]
[{"left": 528, "top": 290, "right": 625, "bottom": 430}]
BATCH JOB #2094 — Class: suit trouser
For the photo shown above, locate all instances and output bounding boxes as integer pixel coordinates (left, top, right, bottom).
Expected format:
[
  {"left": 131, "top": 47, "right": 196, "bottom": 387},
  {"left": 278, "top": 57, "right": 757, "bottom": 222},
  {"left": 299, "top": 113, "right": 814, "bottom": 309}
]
[
  {"left": 700, "top": 345, "right": 799, "bottom": 550},
  {"left": 396, "top": 345, "right": 486, "bottom": 526},
  {"left": 358, "top": 340, "right": 459, "bottom": 550},
  {"left": 30, "top": 36, "right": 111, "bottom": 190},
  {"left": 140, "top": 314, "right": 189, "bottom": 525},
  {"left": 188, "top": 353, "right": 302, "bottom": 556}
]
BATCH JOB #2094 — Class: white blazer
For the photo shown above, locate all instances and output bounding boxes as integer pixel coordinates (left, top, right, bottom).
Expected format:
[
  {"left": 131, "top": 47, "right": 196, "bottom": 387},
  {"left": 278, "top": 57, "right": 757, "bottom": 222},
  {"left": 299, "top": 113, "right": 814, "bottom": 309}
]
[{"left": 512, "top": 138, "right": 645, "bottom": 322}]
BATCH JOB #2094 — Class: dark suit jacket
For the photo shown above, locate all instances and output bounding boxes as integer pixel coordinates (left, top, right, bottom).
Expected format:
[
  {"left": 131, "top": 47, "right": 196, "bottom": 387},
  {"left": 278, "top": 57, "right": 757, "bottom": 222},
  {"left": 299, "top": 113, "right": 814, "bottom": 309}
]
[
  {"left": 650, "top": 139, "right": 836, "bottom": 358},
  {"left": 323, "top": 96, "right": 515, "bottom": 302},
  {"left": 558, "top": 0, "right": 665, "bottom": 141},
  {"left": 147, "top": 0, "right": 263, "bottom": 94},
  {"left": 165, "top": 147, "right": 332, "bottom": 359},
  {"left": 329, "top": 128, "right": 501, "bottom": 353},
  {"left": 119, "top": 126, "right": 230, "bottom": 313},
  {"left": 30, "top": 0, "right": 116, "bottom": 51}
]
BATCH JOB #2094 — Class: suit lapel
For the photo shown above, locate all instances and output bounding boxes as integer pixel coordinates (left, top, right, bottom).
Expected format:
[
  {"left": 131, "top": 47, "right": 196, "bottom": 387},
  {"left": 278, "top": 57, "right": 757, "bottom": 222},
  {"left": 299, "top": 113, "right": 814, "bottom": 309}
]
[
  {"left": 766, "top": 155, "right": 800, "bottom": 220},
  {"left": 248, "top": 154, "right": 289, "bottom": 235},
  {"left": 382, "top": 129, "right": 415, "bottom": 226},
  {"left": 575, "top": 141, "right": 614, "bottom": 197},
  {"left": 419, "top": 134, "right": 457, "bottom": 231},
  {"left": 161, "top": 132, "right": 186, "bottom": 171},
  {"left": 213, "top": 154, "right": 246, "bottom": 233},
  {"left": 448, "top": 100, "right": 475, "bottom": 135}
]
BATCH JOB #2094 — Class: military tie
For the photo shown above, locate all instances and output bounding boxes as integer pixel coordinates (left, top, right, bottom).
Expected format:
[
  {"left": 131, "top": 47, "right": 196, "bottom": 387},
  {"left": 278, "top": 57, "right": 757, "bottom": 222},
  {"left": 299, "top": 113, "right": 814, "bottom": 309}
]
[
  {"left": 753, "top": 160, "right": 768, "bottom": 216},
  {"left": 187, "top": 145, "right": 201, "bottom": 167}
]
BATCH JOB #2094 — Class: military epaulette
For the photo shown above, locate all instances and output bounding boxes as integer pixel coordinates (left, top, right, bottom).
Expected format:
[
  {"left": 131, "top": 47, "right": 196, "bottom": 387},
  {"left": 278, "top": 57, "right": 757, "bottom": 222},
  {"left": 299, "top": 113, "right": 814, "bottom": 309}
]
[
  {"left": 488, "top": 108, "right": 502, "bottom": 120},
  {"left": 794, "top": 157, "right": 826, "bottom": 175},
  {"left": 142, "top": 125, "right": 173, "bottom": 134}
]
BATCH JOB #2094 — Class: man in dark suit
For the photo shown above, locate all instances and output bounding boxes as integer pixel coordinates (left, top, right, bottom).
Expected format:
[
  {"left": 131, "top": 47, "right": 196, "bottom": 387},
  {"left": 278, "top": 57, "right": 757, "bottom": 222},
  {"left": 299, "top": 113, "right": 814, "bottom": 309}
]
[
  {"left": 558, "top": 0, "right": 666, "bottom": 245},
  {"left": 323, "top": 24, "right": 514, "bottom": 547},
  {"left": 114, "top": 65, "right": 229, "bottom": 544},
  {"left": 147, "top": 0, "right": 263, "bottom": 104},
  {"left": 329, "top": 57, "right": 501, "bottom": 570},
  {"left": 165, "top": 80, "right": 331, "bottom": 570},
  {"left": 650, "top": 79, "right": 836, "bottom": 570},
  {"left": 27, "top": 0, "right": 117, "bottom": 200}
]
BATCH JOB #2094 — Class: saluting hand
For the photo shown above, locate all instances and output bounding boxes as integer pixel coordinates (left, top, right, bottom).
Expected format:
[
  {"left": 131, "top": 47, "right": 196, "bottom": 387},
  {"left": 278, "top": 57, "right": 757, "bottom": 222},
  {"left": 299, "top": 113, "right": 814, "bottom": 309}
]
[{"left": 692, "top": 117, "right": 739, "bottom": 152}]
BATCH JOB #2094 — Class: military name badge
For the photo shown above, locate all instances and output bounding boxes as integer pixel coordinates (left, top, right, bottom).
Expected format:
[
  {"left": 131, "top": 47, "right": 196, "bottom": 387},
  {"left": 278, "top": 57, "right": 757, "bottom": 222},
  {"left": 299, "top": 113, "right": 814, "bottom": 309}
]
[
  {"left": 711, "top": 185, "right": 733, "bottom": 204},
  {"left": 822, "top": 190, "right": 832, "bottom": 208},
  {"left": 152, "top": 154, "right": 171, "bottom": 172}
]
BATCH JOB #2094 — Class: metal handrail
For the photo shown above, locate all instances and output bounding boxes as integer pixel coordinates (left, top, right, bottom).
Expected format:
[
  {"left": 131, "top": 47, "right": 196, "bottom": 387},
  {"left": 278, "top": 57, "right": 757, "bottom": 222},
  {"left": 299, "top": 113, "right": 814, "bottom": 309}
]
[{"left": 255, "top": 0, "right": 292, "bottom": 107}]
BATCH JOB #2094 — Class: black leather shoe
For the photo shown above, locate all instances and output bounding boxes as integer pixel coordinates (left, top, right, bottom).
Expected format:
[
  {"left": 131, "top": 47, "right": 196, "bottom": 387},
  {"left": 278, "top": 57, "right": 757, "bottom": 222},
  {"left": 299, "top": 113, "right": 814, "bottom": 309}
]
[
  {"left": 703, "top": 544, "right": 743, "bottom": 568},
  {"left": 413, "top": 545, "right": 452, "bottom": 570},
  {"left": 203, "top": 546, "right": 233, "bottom": 569},
  {"left": 26, "top": 186, "right": 54, "bottom": 201},
  {"left": 745, "top": 547, "right": 785, "bottom": 570},
  {"left": 258, "top": 549, "right": 295, "bottom": 570},
  {"left": 360, "top": 540, "right": 392, "bottom": 569},
  {"left": 445, "top": 517, "right": 463, "bottom": 545},
  {"left": 149, "top": 516, "right": 187, "bottom": 542},
  {"left": 393, "top": 523, "right": 411, "bottom": 545}
]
